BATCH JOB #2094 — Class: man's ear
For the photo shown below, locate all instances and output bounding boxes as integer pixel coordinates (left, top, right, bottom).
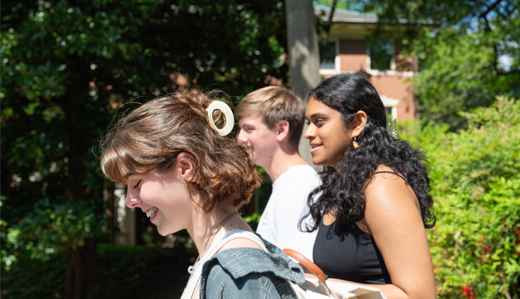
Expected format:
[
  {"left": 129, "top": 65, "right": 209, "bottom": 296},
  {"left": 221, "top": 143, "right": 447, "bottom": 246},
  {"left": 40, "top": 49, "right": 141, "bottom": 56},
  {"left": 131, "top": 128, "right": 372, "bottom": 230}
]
[
  {"left": 351, "top": 111, "right": 367, "bottom": 138},
  {"left": 175, "top": 152, "right": 196, "bottom": 181},
  {"left": 275, "top": 120, "right": 290, "bottom": 142}
]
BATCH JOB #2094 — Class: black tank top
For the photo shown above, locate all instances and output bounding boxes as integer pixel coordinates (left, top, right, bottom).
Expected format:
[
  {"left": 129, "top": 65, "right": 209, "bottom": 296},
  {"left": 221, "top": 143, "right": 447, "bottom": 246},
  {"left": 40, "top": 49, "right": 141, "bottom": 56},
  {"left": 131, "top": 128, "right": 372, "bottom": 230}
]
[
  {"left": 312, "top": 171, "right": 404, "bottom": 284},
  {"left": 313, "top": 220, "right": 391, "bottom": 284}
]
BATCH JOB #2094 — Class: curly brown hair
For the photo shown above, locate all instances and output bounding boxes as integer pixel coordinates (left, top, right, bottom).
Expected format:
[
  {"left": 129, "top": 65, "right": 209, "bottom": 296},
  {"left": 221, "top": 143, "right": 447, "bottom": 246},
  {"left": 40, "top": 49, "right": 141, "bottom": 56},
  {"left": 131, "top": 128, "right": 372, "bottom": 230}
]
[{"left": 100, "top": 91, "right": 261, "bottom": 212}]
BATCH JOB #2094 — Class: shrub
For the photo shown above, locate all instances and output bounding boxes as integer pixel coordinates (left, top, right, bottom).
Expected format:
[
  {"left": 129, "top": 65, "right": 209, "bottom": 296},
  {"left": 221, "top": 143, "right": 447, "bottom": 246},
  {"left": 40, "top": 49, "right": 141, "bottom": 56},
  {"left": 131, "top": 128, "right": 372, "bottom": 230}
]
[
  {"left": 1, "top": 247, "right": 66, "bottom": 298},
  {"left": 400, "top": 96, "right": 520, "bottom": 298},
  {"left": 1, "top": 243, "right": 197, "bottom": 299}
]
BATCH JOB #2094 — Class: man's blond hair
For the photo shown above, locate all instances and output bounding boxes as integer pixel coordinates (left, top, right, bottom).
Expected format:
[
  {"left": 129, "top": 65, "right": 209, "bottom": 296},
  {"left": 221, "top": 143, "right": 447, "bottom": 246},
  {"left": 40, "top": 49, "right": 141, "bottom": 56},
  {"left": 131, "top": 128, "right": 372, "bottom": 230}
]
[{"left": 235, "top": 86, "right": 304, "bottom": 149}]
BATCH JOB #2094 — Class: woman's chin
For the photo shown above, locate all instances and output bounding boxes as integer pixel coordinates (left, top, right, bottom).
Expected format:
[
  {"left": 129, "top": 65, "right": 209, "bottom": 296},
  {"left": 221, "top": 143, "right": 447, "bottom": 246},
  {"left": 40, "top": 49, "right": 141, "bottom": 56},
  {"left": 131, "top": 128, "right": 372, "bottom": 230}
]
[
  {"left": 311, "top": 158, "right": 323, "bottom": 166},
  {"left": 311, "top": 156, "right": 327, "bottom": 166},
  {"left": 158, "top": 225, "right": 183, "bottom": 236},
  {"left": 156, "top": 226, "right": 173, "bottom": 236},
  {"left": 312, "top": 159, "right": 335, "bottom": 169}
]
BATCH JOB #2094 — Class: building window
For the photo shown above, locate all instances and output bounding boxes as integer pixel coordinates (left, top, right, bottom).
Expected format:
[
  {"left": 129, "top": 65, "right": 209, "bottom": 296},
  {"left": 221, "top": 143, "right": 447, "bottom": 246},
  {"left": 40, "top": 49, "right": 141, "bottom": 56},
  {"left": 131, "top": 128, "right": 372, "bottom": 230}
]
[
  {"left": 320, "top": 42, "right": 336, "bottom": 69},
  {"left": 385, "top": 107, "right": 393, "bottom": 123},
  {"left": 380, "top": 95, "right": 399, "bottom": 121},
  {"left": 369, "top": 42, "right": 393, "bottom": 71}
]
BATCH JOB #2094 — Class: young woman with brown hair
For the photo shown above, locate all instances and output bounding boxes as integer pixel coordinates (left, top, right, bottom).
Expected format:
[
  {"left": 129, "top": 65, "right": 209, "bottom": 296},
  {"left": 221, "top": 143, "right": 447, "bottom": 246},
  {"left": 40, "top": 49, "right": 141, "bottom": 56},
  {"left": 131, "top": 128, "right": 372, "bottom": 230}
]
[{"left": 100, "top": 91, "right": 304, "bottom": 299}]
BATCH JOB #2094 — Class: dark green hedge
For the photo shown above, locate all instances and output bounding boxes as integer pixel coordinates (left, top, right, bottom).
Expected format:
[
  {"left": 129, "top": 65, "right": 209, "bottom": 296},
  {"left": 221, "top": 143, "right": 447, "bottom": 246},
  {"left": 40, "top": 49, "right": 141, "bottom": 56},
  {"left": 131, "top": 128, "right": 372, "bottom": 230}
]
[{"left": 1, "top": 243, "right": 197, "bottom": 299}]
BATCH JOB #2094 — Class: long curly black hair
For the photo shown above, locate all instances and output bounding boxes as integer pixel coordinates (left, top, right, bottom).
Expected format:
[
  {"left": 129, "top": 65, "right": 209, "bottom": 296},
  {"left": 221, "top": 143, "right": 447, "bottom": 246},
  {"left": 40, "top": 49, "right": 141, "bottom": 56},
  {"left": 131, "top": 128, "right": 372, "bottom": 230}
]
[{"left": 302, "top": 74, "right": 435, "bottom": 232}]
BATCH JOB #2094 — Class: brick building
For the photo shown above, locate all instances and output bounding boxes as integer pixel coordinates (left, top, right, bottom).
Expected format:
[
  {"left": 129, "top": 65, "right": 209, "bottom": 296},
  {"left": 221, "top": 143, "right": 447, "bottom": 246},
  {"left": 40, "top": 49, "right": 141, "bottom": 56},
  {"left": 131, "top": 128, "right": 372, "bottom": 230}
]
[{"left": 316, "top": 5, "right": 418, "bottom": 122}]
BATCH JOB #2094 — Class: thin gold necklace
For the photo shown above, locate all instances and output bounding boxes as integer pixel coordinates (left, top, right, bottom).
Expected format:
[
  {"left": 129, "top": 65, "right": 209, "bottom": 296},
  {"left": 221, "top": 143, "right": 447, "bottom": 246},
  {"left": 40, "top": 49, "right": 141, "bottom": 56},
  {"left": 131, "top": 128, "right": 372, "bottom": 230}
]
[{"left": 187, "top": 210, "right": 239, "bottom": 274}]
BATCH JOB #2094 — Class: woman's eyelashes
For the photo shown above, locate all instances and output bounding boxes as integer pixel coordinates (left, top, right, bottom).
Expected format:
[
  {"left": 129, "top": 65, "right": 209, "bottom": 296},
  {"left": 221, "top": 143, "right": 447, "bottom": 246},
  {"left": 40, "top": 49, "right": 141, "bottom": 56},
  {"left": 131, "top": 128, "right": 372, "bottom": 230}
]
[
  {"left": 133, "top": 180, "right": 142, "bottom": 189},
  {"left": 306, "top": 118, "right": 325, "bottom": 126},
  {"left": 313, "top": 118, "right": 325, "bottom": 127}
]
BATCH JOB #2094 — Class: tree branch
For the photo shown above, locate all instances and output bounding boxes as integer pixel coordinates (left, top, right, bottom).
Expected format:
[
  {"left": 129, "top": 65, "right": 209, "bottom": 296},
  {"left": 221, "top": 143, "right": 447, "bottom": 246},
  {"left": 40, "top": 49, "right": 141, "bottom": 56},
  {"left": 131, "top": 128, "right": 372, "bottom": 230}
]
[
  {"left": 321, "top": 0, "right": 339, "bottom": 47},
  {"left": 480, "top": 0, "right": 503, "bottom": 18},
  {"left": 327, "top": 0, "right": 339, "bottom": 26},
  {"left": 497, "top": 69, "right": 520, "bottom": 76},
  {"left": 479, "top": 4, "right": 500, "bottom": 74},
  {"left": 481, "top": 12, "right": 492, "bottom": 32},
  {"left": 318, "top": 0, "right": 339, "bottom": 63}
]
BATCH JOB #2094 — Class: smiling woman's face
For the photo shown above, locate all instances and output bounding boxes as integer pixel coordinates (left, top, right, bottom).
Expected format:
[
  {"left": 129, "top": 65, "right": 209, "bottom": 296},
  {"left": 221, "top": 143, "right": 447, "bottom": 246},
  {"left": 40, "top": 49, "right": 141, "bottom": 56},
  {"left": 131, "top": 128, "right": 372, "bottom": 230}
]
[
  {"left": 304, "top": 97, "right": 352, "bottom": 169},
  {"left": 124, "top": 166, "right": 193, "bottom": 236}
]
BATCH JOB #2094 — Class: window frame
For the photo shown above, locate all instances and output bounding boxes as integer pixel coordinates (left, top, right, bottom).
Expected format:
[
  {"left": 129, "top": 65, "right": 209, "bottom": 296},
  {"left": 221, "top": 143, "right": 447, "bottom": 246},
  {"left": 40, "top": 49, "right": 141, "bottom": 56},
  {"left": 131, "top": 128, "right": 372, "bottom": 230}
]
[
  {"left": 318, "top": 40, "right": 340, "bottom": 75},
  {"left": 320, "top": 41, "right": 338, "bottom": 70},
  {"left": 367, "top": 41, "right": 395, "bottom": 72},
  {"left": 380, "top": 95, "right": 399, "bottom": 121}
]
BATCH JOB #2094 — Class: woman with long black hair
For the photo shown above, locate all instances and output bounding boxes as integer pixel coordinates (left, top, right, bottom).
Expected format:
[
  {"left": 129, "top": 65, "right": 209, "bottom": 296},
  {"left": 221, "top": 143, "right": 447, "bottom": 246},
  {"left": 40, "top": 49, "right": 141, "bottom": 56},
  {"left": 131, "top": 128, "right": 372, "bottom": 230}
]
[{"left": 303, "top": 74, "right": 436, "bottom": 298}]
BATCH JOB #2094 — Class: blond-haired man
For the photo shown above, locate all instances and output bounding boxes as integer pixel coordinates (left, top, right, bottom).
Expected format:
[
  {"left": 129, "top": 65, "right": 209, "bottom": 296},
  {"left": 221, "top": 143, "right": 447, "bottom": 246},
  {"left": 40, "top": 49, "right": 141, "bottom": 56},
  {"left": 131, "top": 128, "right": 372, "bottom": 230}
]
[{"left": 236, "top": 86, "right": 320, "bottom": 261}]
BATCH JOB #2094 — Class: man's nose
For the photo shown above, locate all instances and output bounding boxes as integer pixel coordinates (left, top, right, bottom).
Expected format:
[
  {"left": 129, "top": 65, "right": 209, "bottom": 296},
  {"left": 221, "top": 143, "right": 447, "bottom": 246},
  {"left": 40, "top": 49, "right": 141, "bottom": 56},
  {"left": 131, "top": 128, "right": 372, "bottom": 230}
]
[{"left": 237, "top": 129, "right": 247, "bottom": 143}]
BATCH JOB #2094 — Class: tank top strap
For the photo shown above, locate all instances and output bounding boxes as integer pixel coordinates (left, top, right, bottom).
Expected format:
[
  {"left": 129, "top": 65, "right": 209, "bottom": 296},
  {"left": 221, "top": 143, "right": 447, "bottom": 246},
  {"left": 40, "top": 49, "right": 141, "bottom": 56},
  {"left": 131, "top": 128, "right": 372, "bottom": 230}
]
[
  {"left": 180, "top": 230, "right": 266, "bottom": 299},
  {"left": 206, "top": 229, "right": 267, "bottom": 256},
  {"left": 373, "top": 171, "right": 406, "bottom": 182}
]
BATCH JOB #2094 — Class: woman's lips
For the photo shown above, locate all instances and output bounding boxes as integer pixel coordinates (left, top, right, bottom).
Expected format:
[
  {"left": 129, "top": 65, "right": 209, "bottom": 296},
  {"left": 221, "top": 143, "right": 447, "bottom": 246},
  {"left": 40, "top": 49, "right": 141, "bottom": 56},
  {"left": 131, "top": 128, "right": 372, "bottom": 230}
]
[
  {"left": 145, "top": 207, "right": 159, "bottom": 222},
  {"left": 309, "top": 144, "right": 322, "bottom": 153}
]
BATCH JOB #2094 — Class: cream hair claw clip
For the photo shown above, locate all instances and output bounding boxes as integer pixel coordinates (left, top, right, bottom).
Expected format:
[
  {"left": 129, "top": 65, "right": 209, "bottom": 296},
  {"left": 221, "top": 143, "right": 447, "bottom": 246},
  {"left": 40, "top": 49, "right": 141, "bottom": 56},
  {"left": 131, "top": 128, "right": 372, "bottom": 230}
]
[{"left": 206, "top": 101, "right": 234, "bottom": 136}]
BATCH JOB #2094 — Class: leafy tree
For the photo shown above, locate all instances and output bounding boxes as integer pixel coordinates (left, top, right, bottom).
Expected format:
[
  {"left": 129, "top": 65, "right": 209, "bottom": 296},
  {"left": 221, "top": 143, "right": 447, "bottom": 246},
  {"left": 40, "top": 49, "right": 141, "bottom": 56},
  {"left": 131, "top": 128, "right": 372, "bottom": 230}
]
[
  {"left": 1, "top": 1, "right": 288, "bottom": 298},
  {"left": 355, "top": 0, "right": 520, "bottom": 129},
  {"left": 399, "top": 97, "right": 520, "bottom": 298}
]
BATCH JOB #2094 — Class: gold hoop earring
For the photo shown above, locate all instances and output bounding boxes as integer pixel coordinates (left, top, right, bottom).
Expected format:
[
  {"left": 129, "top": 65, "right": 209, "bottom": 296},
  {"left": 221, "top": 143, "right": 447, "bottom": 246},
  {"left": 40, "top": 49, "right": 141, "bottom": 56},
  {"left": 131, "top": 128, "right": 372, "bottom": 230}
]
[{"left": 352, "top": 137, "right": 359, "bottom": 149}]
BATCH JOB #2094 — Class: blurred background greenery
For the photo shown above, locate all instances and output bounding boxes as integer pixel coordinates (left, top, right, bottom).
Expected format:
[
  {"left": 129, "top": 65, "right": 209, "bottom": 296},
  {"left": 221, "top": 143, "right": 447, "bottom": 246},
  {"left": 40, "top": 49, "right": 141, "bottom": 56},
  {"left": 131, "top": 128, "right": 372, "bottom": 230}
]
[{"left": 1, "top": 0, "right": 519, "bottom": 298}]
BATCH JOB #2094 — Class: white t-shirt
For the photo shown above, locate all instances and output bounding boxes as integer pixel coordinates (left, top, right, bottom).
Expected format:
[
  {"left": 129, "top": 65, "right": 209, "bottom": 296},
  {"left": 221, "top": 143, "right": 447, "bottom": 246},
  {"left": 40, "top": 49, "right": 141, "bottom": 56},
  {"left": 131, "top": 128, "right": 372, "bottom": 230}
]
[{"left": 256, "top": 165, "right": 321, "bottom": 261}]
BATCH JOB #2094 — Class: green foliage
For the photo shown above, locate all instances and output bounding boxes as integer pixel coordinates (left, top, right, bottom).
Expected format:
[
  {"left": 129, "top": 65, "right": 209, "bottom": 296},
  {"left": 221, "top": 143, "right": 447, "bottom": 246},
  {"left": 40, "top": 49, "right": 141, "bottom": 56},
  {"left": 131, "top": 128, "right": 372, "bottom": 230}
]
[
  {"left": 359, "top": 0, "right": 520, "bottom": 130},
  {"left": 1, "top": 243, "right": 197, "bottom": 299},
  {"left": 399, "top": 96, "right": 520, "bottom": 298},
  {"left": 0, "top": 200, "right": 18, "bottom": 271},
  {"left": 95, "top": 244, "right": 196, "bottom": 299},
  {"left": 4, "top": 199, "right": 104, "bottom": 263},
  {"left": 314, "top": 0, "right": 364, "bottom": 12},
  {"left": 1, "top": 248, "right": 66, "bottom": 299},
  {"left": 1, "top": 0, "right": 288, "bottom": 278},
  {"left": 243, "top": 212, "right": 262, "bottom": 231},
  {"left": 410, "top": 26, "right": 519, "bottom": 129}
]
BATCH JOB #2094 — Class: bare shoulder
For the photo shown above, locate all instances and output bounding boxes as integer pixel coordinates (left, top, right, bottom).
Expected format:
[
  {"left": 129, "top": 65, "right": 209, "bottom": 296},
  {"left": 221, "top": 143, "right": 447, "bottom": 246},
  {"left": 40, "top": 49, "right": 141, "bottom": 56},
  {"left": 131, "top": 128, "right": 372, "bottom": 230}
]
[
  {"left": 217, "top": 223, "right": 265, "bottom": 252},
  {"left": 365, "top": 165, "right": 420, "bottom": 211},
  {"left": 362, "top": 166, "right": 436, "bottom": 298},
  {"left": 362, "top": 165, "right": 423, "bottom": 233},
  {"left": 218, "top": 236, "right": 264, "bottom": 252}
]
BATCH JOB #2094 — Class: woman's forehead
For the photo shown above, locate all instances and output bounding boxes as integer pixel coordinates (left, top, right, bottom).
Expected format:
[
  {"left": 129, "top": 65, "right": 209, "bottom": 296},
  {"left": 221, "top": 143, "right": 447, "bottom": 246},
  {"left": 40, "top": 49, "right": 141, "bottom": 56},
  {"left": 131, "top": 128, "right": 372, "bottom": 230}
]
[{"left": 306, "top": 97, "right": 336, "bottom": 117}]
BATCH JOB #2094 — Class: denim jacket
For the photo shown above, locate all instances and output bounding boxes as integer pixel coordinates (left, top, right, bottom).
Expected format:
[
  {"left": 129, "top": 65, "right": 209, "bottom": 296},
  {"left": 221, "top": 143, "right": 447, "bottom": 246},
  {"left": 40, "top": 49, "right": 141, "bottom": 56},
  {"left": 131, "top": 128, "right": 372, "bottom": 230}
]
[{"left": 199, "top": 236, "right": 305, "bottom": 299}]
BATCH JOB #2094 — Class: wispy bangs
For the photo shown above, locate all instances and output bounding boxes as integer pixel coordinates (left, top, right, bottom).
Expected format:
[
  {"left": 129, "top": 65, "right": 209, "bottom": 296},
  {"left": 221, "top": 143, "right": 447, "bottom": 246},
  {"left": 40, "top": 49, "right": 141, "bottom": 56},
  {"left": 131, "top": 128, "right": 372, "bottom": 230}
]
[{"left": 101, "top": 144, "right": 131, "bottom": 184}]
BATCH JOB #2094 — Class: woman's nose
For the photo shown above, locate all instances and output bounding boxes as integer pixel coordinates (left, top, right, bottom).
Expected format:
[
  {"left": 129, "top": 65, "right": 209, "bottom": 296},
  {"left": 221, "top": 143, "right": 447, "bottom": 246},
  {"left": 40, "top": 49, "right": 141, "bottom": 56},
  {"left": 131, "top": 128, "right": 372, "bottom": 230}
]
[
  {"left": 125, "top": 187, "right": 141, "bottom": 208},
  {"left": 304, "top": 124, "right": 315, "bottom": 140}
]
